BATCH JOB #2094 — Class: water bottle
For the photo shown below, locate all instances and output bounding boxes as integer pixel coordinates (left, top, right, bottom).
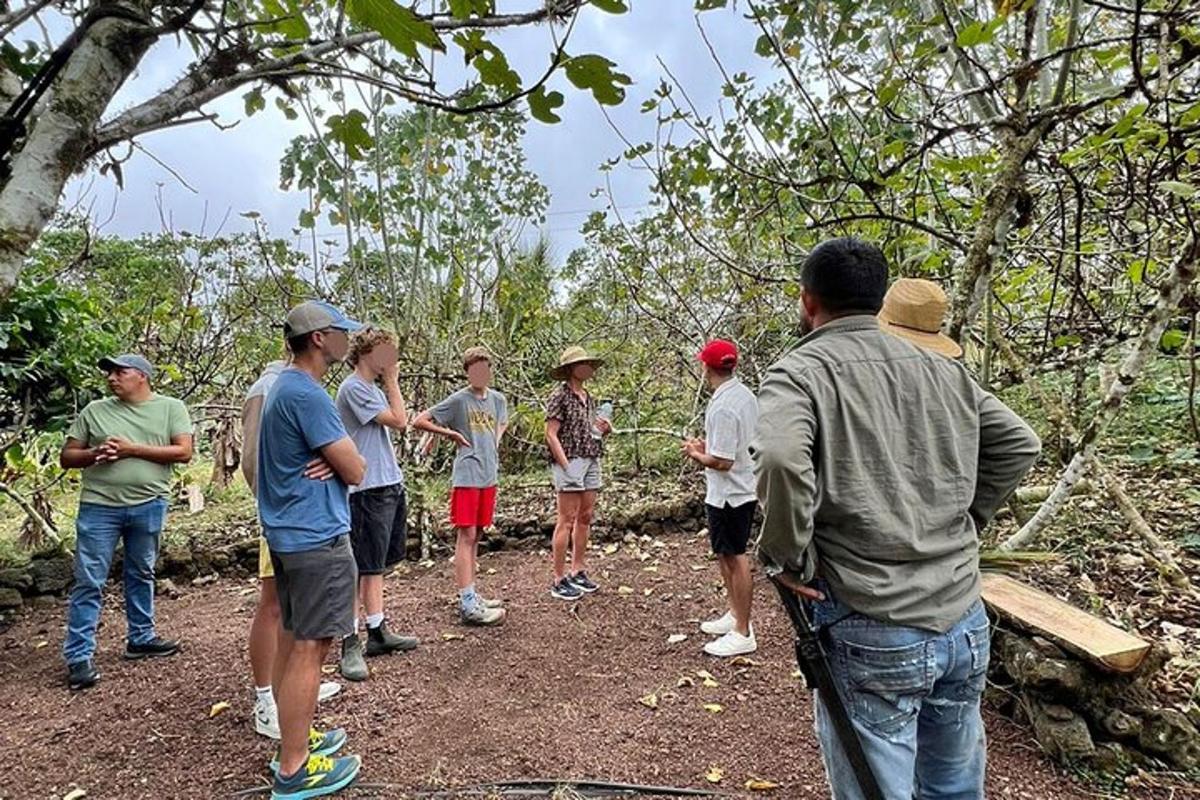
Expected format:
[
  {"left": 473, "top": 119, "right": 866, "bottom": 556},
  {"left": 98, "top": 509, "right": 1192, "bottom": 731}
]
[{"left": 592, "top": 400, "right": 613, "bottom": 439}]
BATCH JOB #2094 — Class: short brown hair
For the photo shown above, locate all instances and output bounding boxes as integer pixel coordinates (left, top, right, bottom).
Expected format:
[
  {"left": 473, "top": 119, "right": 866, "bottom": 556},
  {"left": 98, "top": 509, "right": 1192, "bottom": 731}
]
[
  {"left": 347, "top": 327, "right": 397, "bottom": 367},
  {"left": 462, "top": 346, "right": 492, "bottom": 371}
]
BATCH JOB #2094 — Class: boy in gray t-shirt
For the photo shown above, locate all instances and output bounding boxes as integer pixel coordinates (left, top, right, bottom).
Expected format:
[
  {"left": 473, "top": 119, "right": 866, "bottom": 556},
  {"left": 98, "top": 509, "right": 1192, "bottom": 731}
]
[
  {"left": 413, "top": 347, "right": 508, "bottom": 626},
  {"left": 333, "top": 329, "right": 418, "bottom": 680}
]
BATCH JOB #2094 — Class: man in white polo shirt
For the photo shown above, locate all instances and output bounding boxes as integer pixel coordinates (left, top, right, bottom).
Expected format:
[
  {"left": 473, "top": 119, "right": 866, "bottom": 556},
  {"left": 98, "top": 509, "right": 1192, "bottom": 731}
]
[{"left": 683, "top": 339, "right": 759, "bottom": 657}]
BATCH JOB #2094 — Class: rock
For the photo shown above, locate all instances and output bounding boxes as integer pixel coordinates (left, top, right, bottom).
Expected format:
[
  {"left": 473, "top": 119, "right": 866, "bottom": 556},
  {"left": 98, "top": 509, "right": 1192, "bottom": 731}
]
[
  {"left": 210, "top": 552, "right": 231, "bottom": 570},
  {"left": 29, "top": 556, "right": 73, "bottom": 594},
  {"left": 0, "top": 588, "right": 23, "bottom": 610},
  {"left": 640, "top": 521, "right": 663, "bottom": 537},
  {"left": 1097, "top": 708, "right": 1142, "bottom": 741},
  {"left": 519, "top": 526, "right": 538, "bottom": 539},
  {"left": 1112, "top": 553, "right": 1145, "bottom": 573},
  {"left": 1030, "top": 700, "right": 1095, "bottom": 762},
  {"left": 29, "top": 595, "right": 58, "bottom": 609},
  {"left": 0, "top": 568, "right": 33, "bottom": 591},
  {"left": 160, "top": 546, "right": 195, "bottom": 577},
  {"left": 680, "top": 518, "right": 699, "bottom": 532},
  {"left": 1088, "top": 742, "right": 1131, "bottom": 773},
  {"left": 156, "top": 578, "right": 180, "bottom": 598},
  {"left": 191, "top": 573, "right": 219, "bottom": 587},
  {"left": 1138, "top": 709, "right": 1200, "bottom": 769}
]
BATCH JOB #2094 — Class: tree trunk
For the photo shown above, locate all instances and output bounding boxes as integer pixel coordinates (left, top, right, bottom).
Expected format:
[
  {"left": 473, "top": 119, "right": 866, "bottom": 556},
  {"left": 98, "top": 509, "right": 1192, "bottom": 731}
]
[
  {"left": 1001, "top": 234, "right": 1200, "bottom": 551},
  {"left": 0, "top": 13, "right": 153, "bottom": 294}
]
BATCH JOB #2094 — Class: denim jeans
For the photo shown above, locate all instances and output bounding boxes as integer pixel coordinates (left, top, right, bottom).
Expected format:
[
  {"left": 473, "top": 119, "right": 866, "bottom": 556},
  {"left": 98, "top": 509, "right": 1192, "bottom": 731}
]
[
  {"left": 811, "top": 592, "right": 990, "bottom": 800},
  {"left": 63, "top": 498, "right": 168, "bottom": 665}
]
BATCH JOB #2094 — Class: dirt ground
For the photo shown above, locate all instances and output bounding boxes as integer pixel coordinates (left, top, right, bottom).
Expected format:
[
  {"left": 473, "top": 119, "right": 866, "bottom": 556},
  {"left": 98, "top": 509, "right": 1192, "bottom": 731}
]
[{"left": 0, "top": 532, "right": 1136, "bottom": 800}]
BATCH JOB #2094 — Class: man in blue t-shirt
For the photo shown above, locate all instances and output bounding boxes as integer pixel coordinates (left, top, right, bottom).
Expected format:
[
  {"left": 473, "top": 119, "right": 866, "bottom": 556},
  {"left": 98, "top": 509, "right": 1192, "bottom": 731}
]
[{"left": 257, "top": 300, "right": 366, "bottom": 799}]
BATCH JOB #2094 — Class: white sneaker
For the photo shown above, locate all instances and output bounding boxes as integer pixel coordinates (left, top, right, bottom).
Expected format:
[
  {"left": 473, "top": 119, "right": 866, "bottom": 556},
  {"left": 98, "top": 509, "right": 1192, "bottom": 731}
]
[
  {"left": 318, "top": 681, "right": 342, "bottom": 702},
  {"left": 703, "top": 628, "right": 757, "bottom": 658},
  {"left": 700, "top": 611, "right": 736, "bottom": 636},
  {"left": 254, "top": 681, "right": 340, "bottom": 740},
  {"left": 254, "top": 699, "right": 280, "bottom": 739}
]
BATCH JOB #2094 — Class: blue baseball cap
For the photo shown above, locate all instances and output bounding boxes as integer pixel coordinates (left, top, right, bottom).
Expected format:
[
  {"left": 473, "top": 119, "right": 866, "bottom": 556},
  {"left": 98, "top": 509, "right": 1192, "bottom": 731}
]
[
  {"left": 98, "top": 354, "right": 155, "bottom": 380},
  {"left": 283, "top": 300, "right": 363, "bottom": 337}
]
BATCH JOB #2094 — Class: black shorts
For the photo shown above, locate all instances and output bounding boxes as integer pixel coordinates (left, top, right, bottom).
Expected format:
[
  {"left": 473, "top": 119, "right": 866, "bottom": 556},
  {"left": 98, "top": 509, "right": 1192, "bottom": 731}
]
[
  {"left": 270, "top": 535, "right": 357, "bottom": 641},
  {"left": 349, "top": 483, "right": 408, "bottom": 575},
  {"left": 706, "top": 501, "right": 756, "bottom": 556}
]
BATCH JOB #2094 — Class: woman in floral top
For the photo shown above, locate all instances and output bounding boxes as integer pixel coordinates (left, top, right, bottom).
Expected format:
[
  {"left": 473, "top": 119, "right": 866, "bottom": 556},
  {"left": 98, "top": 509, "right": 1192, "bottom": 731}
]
[{"left": 545, "top": 346, "right": 611, "bottom": 600}]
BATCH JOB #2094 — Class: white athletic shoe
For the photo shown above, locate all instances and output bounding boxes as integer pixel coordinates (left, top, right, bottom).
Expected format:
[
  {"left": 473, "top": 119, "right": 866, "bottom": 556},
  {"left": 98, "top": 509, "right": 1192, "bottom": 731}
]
[
  {"left": 318, "top": 681, "right": 342, "bottom": 702},
  {"left": 253, "top": 682, "right": 341, "bottom": 740},
  {"left": 254, "top": 699, "right": 280, "bottom": 739},
  {"left": 703, "top": 628, "right": 757, "bottom": 658},
  {"left": 700, "top": 610, "right": 736, "bottom": 636}
]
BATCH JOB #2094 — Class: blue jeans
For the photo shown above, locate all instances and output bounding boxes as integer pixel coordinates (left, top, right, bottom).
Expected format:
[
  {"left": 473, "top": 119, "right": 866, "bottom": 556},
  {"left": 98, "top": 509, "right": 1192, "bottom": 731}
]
[
  {"left": 811, "top": 594, "right": 990, "bottom": 800},
  {"left": 63, "top": 499, "right": 168, "bottom": 665}
]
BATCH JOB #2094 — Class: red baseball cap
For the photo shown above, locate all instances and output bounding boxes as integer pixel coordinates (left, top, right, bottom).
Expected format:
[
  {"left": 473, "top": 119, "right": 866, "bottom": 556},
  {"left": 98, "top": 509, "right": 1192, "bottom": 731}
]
[{"left": 697, "top": 339, "right": 738, "bottom": 369}]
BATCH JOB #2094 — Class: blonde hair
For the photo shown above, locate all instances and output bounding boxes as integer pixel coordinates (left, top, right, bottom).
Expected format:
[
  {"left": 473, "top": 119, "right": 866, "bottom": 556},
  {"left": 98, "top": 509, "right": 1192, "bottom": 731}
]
[
  {"left": 462, "top": 346, "right": 493, "bottom": 371},
  {"left": 347, "top": 327, "right": 397, "bottom": 367}
]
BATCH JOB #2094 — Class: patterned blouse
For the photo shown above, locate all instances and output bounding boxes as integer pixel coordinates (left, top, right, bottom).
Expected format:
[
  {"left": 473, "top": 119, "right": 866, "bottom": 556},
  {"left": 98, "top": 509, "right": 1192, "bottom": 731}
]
[{"left": 545, "top": 383, "right": 603, "bottom": 461}]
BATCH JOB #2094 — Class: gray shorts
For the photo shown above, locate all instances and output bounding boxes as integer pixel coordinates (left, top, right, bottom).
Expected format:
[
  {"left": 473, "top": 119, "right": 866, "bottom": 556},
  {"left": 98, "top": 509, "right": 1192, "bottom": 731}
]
[
  {"left": 269, "top": 534, "right": 357, "bottom": 641},
  {"left": 552, "top": 457, "right": 602, "bottom": 492}
]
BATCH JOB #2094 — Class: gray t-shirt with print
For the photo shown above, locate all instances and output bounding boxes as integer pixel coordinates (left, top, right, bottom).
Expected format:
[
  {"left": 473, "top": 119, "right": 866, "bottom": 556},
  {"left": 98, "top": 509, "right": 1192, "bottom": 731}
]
[
  {"left": 430, "top": 388, "right": 508, "bottom": 488},
  {"left": 335, "top": 373, "right": 403, "bottom": 493}
]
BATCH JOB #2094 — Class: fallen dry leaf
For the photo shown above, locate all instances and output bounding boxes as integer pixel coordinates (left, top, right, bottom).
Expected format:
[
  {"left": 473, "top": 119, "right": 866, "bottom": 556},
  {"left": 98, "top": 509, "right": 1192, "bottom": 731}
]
[
  {"left": 746, "top": 778, "right": 780, "bottom": 791},
  {"left": 643, "top": 588, "right": 654, "bottom": 596},
  {"left": 690, "top": 564, "right": 707, "bottom": 572},
  {"left": 705, "top": 766, "right": 724, "bottom": 784},
  {"left": 63, "top": 790, "right": 87, "bottom": 800},
  {"left": 617, "top": 585, "right": 635, "bottom": 596},
  {"left": 34, "top": 641, "right": 48, "bottom": 649},
  {"left": 441, "top": 632, "right": 465, "bottom": 641},
  {"left": 321, "top": 665, "right": 337, "bottom": 674},
  {"left": 731, "top": 656, "right": 762, "bottom": 667},
  {"left": 677, "top": 675, "right": 695, "bottom": 688},
  {"left": 667, "top": 633, "right": 688, "bottom": 644},
  {"left": 485, "top": 568, "right": 497, "bottom": 575},
  {"left": 603, "top": 543, "right": 619, "bottom": 555},
  {"left": 702, "top": 676, "right": 719, "bottom": 688},
  {"left": 209, "top": 701, "right": 231, "bottom": 718},
  {"left": 703, "top": 703, "right": 724, "bottom": 714},
  {"left": 638, "top": 692, "right": 659, "bottom": 709}
]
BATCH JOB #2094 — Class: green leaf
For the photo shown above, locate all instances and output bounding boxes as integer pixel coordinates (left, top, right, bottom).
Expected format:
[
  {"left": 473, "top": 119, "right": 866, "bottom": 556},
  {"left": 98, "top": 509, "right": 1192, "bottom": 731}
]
[
  {"left": 1160, "top": 181, "right": 1197, "bottom": 198},
  {"left": 448, "top": 0, "right": 493, "bottom": 17},
  {"left": 1127, "top": 258, "right": 1152, "bottom": 284},
  {"left": 563, "top": 54, "right": 632, "bottom": 106},
  {"left": 956, "top": 20, "right": 994, "bottom": 48},
  {"left": 345, "top": 0, "right": 444, "bottom": 58},
  {"left": 876, "top": 79, "right": 902, "bottom": 107},
  {"left": 327, "top": 109, "right": 375, "bottom": 160},
  {"left": 590, "top": 0, "right": 628, "bottom": 12},
  {"left": 529, "top": 86, "right": 565, "bottom": 124},
  {"left": 695, "top": 0, "right": 728, "bottom": 8},
  {"left": 1159, "top": 329, "right": 1188, "bottom": 351},
  {"left": 244, "top": 88, "right": 266, "bottom": 116}
]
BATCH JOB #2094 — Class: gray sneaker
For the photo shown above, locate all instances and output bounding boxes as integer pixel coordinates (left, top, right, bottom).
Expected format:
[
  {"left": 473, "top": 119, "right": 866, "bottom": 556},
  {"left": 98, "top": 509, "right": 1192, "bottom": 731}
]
[
  {"left": 460, "top": 603, "right": 506, "bottom": 626},
  {"left": 339, "top": 635, "right": 368, "bottom": 681}
]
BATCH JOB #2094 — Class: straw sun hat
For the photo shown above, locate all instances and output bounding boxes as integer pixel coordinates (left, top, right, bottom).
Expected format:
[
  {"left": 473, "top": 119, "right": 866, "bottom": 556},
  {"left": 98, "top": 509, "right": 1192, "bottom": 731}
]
[
  {"left": 550, "top": 346, "right": 605, "bottom": 380},
  {"left": 877, "top": 278, "right": 963, "bottom": 359}
]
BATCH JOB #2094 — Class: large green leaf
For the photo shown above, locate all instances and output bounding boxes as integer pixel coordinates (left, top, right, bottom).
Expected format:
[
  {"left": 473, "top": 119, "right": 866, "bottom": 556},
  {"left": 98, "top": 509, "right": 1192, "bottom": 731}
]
[
  {"left": 346, "top": 0, "right": 444, "bottom": 58},
  {"left": 327, "top": 110, "right": 375, "bottom": 160},
  {"left": 529, "top": 86, "right": 565, "bottom": 124},
  {"left": 563, "top": 54, "right": 632, "bottom": 106},
  {"left": 590, "top": 0, "right": 629, "bottom": 12}
]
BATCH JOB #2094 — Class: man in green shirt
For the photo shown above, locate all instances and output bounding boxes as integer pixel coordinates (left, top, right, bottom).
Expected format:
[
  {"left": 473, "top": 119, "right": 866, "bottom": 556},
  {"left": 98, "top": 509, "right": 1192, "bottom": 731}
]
[
  {"left": 753, "top": 238, "right": 1040, "bottom": 799},
  {"left": 59, "top": 354, "right": 193, "bottom": 690}
]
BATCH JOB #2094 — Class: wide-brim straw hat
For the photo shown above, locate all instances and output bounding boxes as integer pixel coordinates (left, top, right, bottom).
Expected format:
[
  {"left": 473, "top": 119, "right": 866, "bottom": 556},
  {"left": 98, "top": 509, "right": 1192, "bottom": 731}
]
[
  {"left": 877, "top": 278, "right": 963, "bottom": 359},
  {"left": 550, "top": 345, "right": 605, "bottom": 380}
]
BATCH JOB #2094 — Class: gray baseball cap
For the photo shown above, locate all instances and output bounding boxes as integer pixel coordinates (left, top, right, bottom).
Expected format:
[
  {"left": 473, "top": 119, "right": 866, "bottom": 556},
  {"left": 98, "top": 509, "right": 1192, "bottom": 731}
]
[
  {"left": 98, "top": 354, "right": 155, "bottom": 380},
  {"left": 284, "top": 300, "right": 364, "bottom": 337}
]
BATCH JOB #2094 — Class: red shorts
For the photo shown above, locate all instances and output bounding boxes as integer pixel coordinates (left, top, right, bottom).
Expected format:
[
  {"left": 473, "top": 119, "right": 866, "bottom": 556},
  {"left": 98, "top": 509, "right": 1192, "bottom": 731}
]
[{"left": 450, "top": 486, "right": 497, "bottom": 529}]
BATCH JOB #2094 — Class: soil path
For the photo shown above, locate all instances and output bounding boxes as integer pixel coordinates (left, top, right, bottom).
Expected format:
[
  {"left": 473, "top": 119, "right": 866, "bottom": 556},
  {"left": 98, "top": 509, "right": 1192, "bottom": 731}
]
[{"left": 1, "top": 533, "right": 1103, "bottom": 799}]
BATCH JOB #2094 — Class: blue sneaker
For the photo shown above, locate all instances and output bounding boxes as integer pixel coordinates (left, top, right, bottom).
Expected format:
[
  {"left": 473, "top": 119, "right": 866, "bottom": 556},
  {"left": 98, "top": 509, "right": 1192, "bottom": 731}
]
[
  {"left": 570, "top": 571, "right": 599, "bottom": 593},
  {"left": 550, "top": 576, "right": 583, "bottom": 600},
  {"left": 269, "top": 728, "right": 348, "bottom": 773},
  {"left": 271, "top": 753, "right": 361, "bottom": 799}
]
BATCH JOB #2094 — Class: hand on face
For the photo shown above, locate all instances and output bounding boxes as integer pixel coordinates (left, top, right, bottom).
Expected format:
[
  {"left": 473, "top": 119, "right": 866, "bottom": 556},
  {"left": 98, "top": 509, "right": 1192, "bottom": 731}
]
[{"left": 372, "top": 343, "right": 399, "bottom": 379}]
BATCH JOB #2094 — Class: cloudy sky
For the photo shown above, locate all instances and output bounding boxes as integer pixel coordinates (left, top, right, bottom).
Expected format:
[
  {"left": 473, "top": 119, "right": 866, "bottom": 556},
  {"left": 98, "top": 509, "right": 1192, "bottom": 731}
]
[{"left": 58, "top": 1, "right": 774, "bottom": 260}]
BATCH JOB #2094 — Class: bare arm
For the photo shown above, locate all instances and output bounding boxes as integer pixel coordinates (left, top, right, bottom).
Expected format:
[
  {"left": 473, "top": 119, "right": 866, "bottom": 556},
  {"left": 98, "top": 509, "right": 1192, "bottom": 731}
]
[
  {"left": 545, "top": 419, "right": 569, "bottom": 469},
  {"left": 373, "top": 371, "right": 408, "bottom": 431},
  {"left": 93, "top": 434, "right": 193, "bottom": 465},
  {"left": 241, "top": 396, "right": 263, "bottom": 491},
  {"left": 60, "top": 438, "right": 99, "bottom": 470},
  {"left": 412, "top": 409, "right": 469, "bottom": 447},
  {"left": 318, "top": 437, "right": 366, "bottom": 486}
]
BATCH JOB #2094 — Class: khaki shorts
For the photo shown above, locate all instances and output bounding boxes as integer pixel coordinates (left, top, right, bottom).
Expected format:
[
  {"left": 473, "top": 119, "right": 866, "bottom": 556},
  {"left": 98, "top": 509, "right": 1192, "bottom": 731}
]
[{"left": 258, "top": 536, "right": 274, "bottom": 580}]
